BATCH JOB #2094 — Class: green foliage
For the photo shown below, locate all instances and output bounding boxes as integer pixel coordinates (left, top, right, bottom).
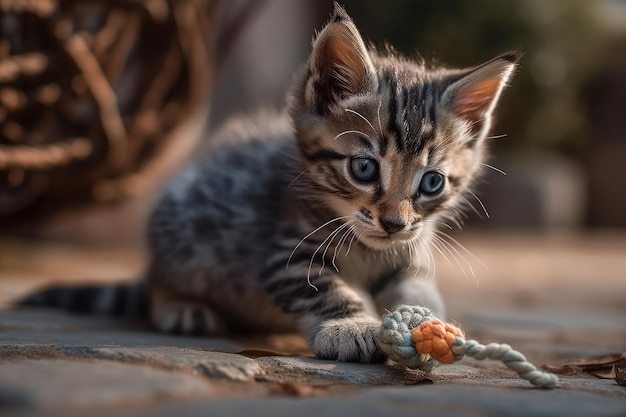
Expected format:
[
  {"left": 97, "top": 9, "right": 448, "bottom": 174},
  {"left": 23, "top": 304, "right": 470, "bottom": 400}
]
[{"left": 342, "top": 0, "right": 609, "bottom": 154}]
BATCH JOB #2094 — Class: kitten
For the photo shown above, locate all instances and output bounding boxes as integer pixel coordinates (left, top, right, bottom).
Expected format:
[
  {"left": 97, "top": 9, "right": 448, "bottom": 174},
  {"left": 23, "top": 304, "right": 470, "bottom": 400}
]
[
  {"left": 146, "top": 4, "right": 519, "bottom": 363},
  {"left": 21, "top": 4, "right": 519, "bottom": 364}
]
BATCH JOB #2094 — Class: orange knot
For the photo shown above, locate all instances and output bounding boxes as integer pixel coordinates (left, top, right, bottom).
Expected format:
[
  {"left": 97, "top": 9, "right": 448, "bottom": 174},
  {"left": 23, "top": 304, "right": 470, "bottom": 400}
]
[{"left": 411, "top": 319, "right": 464, "bottom": 364}]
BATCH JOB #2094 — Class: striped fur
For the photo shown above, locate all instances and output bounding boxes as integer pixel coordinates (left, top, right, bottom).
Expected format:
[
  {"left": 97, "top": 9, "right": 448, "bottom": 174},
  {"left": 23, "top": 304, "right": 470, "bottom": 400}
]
[
  {"left": 19, "top": 282, "right": 149, "bottom": 318},
  {"left": 21, "top": 5, "right": 519, "bottom": 363}
]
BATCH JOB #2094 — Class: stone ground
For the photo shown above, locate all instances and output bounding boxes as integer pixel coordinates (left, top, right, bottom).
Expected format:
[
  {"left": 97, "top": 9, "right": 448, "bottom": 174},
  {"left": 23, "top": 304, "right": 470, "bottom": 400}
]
[{"left": 1, "top": 231, "right": 625, "bottom": 416}]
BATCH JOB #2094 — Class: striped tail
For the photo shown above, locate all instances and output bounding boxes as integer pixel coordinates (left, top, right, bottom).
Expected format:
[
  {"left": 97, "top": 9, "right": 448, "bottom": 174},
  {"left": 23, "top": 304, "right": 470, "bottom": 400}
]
[{"left": 18, "top": 281, "right": 150, "bottom": 318}]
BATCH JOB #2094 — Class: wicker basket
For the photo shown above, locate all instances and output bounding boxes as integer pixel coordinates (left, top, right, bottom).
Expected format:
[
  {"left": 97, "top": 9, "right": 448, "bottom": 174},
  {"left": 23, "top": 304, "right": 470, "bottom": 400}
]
[{"left": 0, "top": 0, "right": 261, "bottom": 216}]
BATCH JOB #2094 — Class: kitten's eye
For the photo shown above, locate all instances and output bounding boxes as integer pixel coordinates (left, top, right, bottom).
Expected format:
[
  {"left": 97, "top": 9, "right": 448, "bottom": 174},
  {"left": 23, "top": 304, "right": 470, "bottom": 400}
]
[
  {"left": 419, "top": 171, "right": 445, "bottom": 195},
  {"left": 350, "top": 157, "right": 378, "bottom": 183}
]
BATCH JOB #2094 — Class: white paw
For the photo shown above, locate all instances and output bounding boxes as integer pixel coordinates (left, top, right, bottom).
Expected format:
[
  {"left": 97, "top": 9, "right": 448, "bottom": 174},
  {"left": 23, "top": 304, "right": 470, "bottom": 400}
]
[{"left": 312, "top": 316, "right": 385, "bottom": 363}]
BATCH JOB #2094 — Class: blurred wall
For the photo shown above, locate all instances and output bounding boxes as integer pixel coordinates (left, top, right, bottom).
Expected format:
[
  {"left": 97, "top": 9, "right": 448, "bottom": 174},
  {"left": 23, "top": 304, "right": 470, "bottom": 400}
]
[{"left": 209, "top": 1, "right": 329, "bottom": 126}]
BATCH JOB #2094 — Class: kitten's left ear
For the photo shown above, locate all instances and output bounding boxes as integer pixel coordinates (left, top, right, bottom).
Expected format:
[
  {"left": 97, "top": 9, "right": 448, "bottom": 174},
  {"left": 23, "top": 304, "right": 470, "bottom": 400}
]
[
  {"left": 441, "top": 51, "right": 521, "bottom": 138},
  {"left": 306, "top": 3, "right": 378, "bottom": 113}
]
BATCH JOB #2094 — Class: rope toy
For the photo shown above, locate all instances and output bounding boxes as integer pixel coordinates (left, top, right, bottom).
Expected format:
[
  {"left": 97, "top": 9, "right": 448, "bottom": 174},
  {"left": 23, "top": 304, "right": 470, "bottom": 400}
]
[{"left": 379, "top": 305, "right": 559, "bottom": 389}]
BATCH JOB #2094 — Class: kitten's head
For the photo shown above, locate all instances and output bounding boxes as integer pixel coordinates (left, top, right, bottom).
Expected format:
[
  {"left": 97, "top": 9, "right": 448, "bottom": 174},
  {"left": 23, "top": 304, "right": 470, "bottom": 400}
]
[{"left": 289, "top": 4, "right": 520, "bottom": 250}]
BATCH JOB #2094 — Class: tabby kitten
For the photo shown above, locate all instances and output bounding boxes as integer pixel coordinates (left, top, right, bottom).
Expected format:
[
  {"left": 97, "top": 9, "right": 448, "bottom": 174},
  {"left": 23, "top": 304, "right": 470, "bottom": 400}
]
[{"left": 147, "top": 4, "right": 519, "bottom": 363}]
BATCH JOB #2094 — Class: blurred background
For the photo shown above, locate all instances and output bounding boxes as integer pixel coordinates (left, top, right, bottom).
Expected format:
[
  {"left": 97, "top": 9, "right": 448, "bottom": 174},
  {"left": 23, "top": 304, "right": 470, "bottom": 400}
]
[
  {"left": 0, "top": 1, "right": 625, "bottom": 314},
  {"left": 212, "top": 0, "right": 626, "bottom": 231}
]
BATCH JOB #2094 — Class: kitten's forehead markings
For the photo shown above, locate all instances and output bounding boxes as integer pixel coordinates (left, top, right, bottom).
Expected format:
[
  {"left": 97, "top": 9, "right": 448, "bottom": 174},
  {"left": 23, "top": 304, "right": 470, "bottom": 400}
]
[{"left": 420, "top": 120, "right": 434, "bottom": 140}]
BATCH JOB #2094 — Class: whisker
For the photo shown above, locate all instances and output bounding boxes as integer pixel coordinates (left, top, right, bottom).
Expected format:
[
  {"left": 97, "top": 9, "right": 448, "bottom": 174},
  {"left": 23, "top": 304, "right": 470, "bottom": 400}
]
[
  {"left": 333, "top": 130, "right": 370, "bottom": 141},
  {"left": 307, "top": 224, "right": 345, "bottom": 290},
  {"left": 420, "top": 219, "right": 482, "bottom": 285},
  {"left": 414, "top": 240, "right": 423, "bottom": 274},
  {"left": 332, "top": 223, "right": 356, "bottom": 270},
  {"left": 431, "top": 233, "right": 469, "bottom": 279},
  {"left": 416, "top": 238, "right": 435, "bottom": 280},
  {"left": 459, "top": 195, "right": 485, "bottom": 219},
  {"left": 405, "top": 240, "right": 414, "bottom": 270},
  {"left": 345, "top": 108, "right": 377, "bottom": 136},
  {"left": 481, "top": 163, "right": 507, "bottom": 176},
  {"left": 420, "top": 220, "right": 476, "bottom": 283},
  {"left": 425, "top": 242, "right": 436, "bottom": 281},
  {"left": 287, "top": 216, "right": 349, "bottom": 268},
  {"left": 442, "top": 213, "right": 464, "bottom": 230},
  {"left": 467, "top": 190, "right": 490, "bottom": 219},
  {"left": 334, "top": 224, "right": 353, "bottom": 257},
  {"left": 319, "top": 221, "right": 352, "bottom": 276},
  {"left": 434, "top": 230, "right": 489, "bottom": 271},
  {"left": 313, "top": 221, "right": 350, "bottom": 278},
  {"left": 347, "top": 228, "right": 365, "bottom": 255},
  {"left": 376, "top": 101, "right": 383, "bottom": 137},
  {"left": 429, "top": 236, "right": 454, "bottom": 270},
  {"left": 484, "top": 133, "right": 508, "bottom": 140},
  {"left": 421, "top": 218, "right": 456, "bottom": 232},
  {"left": 288, "top": 167, "right": 311, "bottom": 188},
  {"left": 413, "top": 240, "right": 423, "bottom": 274}
]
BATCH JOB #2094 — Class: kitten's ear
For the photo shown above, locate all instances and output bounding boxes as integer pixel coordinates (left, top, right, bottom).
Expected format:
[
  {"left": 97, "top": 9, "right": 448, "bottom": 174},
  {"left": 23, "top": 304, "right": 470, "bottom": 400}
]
[
  {"left": 442, "top": 52, "right": 521, "bottom": 137},
  {"left": 307, "top": 3, "right": 378, "bottom": 113}
]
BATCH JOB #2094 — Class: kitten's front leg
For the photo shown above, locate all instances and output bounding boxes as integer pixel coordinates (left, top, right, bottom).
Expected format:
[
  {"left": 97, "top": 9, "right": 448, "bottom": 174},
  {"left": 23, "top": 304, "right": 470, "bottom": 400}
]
[
  {"left": 372, "top": 268, "right": 445, "bottom": 319},
  {"left": 260, "top": 257, "right": 384, "bottom": 363}
]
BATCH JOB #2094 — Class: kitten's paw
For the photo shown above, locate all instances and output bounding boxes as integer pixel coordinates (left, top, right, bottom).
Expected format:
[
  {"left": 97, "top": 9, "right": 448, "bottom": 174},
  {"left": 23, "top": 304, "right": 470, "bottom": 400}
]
[
  {"left": 151, "top": 301, "right": 224, "bottom": 336},
  {"left": 312, "top": 316, "right": 385, "bottom": 363}
]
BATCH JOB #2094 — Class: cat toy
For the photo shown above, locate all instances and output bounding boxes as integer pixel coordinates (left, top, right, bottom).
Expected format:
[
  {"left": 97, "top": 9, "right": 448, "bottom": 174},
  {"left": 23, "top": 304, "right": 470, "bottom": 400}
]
[{"left": 378, "top": 305, "right": 559, "bottom": 388}]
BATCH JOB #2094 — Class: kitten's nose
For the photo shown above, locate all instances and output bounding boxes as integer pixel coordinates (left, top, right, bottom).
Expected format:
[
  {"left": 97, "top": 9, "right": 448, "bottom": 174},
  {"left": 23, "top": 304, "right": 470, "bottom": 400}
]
[{"left": 379, "top": 217, "right": 406, "bottom": 234}]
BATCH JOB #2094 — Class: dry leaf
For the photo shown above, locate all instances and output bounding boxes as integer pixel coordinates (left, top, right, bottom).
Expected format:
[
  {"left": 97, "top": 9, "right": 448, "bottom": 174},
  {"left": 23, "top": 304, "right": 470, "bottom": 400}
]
[
  {"left": 561, "top": 352, "right": 626, "bottom": 368},
  {"left": 545, "top": 352, "right": 626, "bottom": 378},
  {"left": 589, "top": 366, "right": 616, "bottom": 379}
]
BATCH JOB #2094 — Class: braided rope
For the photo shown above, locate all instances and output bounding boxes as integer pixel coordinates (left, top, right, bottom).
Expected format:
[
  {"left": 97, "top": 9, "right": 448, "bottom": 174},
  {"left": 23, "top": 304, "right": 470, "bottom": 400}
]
[
  {"left": 451, "top": 338, "right": 559, "bottom": 388},
  {"left": 379, "top": 305, "right": 559, "bottom": 389}
]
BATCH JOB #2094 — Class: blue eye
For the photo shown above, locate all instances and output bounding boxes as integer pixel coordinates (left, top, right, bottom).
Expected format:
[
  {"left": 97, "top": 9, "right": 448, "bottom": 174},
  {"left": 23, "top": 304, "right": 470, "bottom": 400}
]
[
  {"left": 350, "top": 157, "right": 378, "bottom": 183},
  {"left": 419, "top": 171, "right": 445, "bottom": 195}
]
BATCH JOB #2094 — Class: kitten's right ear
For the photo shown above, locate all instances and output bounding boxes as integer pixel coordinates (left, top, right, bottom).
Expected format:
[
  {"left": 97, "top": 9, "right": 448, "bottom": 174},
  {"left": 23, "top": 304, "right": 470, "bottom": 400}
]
[
  {"left": 441, "top": 51, "right": 521, "bottom": 138},
  {"left": 306, "top": 3, "right": 378, "bottom": 114}
]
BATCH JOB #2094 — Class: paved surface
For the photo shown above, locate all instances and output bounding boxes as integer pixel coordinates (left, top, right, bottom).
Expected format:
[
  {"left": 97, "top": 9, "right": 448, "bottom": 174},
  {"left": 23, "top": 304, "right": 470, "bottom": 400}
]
[{"left": 1, "top": 232, "right": 625, "bottom": 416}]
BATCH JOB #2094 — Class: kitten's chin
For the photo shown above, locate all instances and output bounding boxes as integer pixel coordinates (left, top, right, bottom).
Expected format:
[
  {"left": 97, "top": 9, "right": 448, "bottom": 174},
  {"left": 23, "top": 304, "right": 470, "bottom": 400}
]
[{"left": 358, "top": 232, "right": 414, "bottom": 251}]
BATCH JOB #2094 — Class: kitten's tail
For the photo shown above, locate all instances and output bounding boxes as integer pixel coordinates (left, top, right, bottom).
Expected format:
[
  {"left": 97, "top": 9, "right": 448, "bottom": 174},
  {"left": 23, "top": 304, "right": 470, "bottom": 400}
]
[{"left": 17, "top": 281, "right": 150, "bottom": 318}]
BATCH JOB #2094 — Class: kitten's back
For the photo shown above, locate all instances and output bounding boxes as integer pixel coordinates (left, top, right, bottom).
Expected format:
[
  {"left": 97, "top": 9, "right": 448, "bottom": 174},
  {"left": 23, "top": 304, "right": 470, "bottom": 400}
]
[{"left": 146, "top": 111, "right": 299, "bottom": 319}]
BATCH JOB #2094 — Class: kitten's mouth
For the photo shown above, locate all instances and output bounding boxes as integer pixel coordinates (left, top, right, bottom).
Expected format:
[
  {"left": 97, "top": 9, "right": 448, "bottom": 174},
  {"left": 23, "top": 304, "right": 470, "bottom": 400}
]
[
  {"left": 352, "top": 220, "right": 420, "bottom": 250},
  {"left": 360, "top": 231, "right": 413, "bottom": 249},
  {"left": 369, "top": 232, "right": 396, "bottom": 239}
]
